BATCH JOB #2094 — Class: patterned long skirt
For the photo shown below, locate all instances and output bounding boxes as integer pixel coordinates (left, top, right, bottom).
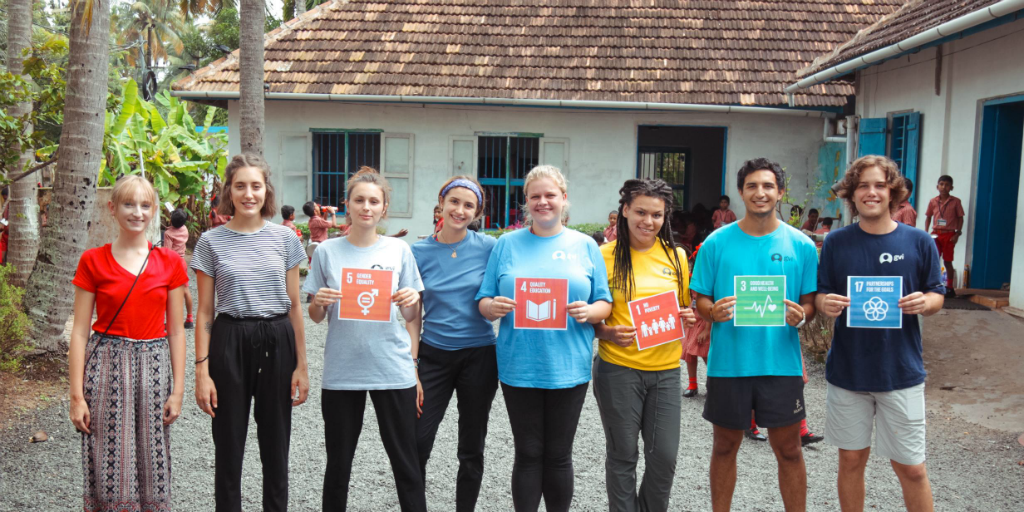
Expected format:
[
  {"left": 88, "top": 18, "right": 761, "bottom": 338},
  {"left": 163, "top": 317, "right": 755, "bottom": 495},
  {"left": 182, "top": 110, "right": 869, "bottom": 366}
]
[{"left": 82, "top": 333, "right": 173, "bottom": 512}]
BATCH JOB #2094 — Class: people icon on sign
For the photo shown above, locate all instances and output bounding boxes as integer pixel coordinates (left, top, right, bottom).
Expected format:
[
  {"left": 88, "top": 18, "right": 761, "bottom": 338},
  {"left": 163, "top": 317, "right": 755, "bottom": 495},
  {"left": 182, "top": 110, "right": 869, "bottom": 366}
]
[
  {"left": 658, "top": 317, "right": 668, "bottom": 332},
  {"left": 666, "top": 315, "right": 676, "bottom": 331},
  {"left": 640, "top": 321, "right": 650, "bottom": 337}
]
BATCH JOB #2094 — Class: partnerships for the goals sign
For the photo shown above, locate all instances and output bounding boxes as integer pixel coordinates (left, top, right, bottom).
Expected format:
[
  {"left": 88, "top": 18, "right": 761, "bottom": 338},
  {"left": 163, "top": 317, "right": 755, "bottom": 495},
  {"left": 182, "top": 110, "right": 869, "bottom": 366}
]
[{"left": 847, "top": 276, "right": 903, "bottom": 329}]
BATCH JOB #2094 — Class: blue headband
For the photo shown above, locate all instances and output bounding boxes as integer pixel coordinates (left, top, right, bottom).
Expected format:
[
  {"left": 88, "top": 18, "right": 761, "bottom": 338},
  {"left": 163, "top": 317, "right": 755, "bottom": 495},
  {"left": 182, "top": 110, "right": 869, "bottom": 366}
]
[{"left": 441, "top": 179, "right": 483, "bottom": 205}]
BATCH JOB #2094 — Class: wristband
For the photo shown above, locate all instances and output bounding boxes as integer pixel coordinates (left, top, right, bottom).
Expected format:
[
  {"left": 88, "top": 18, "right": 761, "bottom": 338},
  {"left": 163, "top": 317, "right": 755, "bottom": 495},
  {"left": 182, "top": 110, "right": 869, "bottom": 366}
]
[
  {"left": 196, "top": 355, "right": 209, "bottom": 364},
  {"left": 794, "top": 310, "right": 807, "bottom": 329},
  {"left": 413, "top": 358, "right": 420, "bottom": 369}
]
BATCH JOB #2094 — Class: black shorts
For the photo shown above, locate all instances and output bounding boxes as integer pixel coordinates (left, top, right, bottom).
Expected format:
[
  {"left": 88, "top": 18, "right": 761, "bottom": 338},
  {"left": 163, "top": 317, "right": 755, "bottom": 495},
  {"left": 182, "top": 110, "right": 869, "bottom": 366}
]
[{"left": 702, "top": 376, "right": 806, "bottom": 430}]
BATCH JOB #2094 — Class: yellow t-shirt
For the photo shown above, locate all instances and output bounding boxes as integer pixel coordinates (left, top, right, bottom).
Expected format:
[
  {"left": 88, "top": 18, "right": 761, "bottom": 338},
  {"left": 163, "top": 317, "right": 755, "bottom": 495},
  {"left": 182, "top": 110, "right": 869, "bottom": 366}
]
[{"left": 598, "top": 240, "right": 691, "bottom": 371}]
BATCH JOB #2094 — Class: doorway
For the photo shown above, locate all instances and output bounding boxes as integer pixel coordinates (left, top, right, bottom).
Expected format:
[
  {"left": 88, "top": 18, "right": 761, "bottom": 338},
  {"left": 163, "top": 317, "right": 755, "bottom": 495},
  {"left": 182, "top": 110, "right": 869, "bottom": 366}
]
[
  {"left": 972, "top": 98, "right": 1023, "bottom": 290},
  {"left": 636, "top": 126, "right": 727, "bottom": 211}
]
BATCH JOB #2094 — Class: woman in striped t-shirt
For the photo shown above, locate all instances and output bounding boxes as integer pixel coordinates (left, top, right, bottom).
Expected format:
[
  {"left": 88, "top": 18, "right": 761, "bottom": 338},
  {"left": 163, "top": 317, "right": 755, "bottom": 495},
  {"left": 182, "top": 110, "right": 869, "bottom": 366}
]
[{"left": 191, "top": 154, "right": 309, "bottom": 512}]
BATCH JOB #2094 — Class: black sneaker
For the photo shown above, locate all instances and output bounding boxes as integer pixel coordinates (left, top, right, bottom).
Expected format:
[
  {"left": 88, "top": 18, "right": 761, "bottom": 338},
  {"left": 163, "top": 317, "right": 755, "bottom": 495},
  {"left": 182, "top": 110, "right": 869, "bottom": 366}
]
[
  {"left": 944, "top": 288, "right": 957, "bottom": 299},
  {"left": 184, "top": 320, "right": 194, "bottom": 329},
  {"left": 745, "top": 427, "right": 767, "bottom": 441},
  {"left": 683, "top": 387, "right": 698, "bottom": 398},
  {"left": 801, "top": 431, "right": 824, "bottom": 446}
]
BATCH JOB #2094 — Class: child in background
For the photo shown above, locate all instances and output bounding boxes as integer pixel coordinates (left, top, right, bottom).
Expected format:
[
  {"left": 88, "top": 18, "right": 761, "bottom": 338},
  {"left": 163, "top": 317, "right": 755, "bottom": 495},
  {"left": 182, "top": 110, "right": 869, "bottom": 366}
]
[
  {"left": 801, "top": 208, "right": 820, "bottom": 232},
  {"left": 432, "top": 204, "right": 443, "bottom": 234},
  {"left": 711, "top": 195, "right": 737, "bottom": 229},
  {"left": 281, "top": 205, "right": 303, "bottom": 239},
  {"left": 591, "top": 231, "right": 606, "bottom": 246},
  {"left": 893, "top": 178, "right": 918, "bottom": 226},
  {"left": 602, "top": 210, "right": 618, "bottom": 242},
  {"left": 682, "top": 289, "right": 709, "bottom": 398},
  {"left": 813, "top": 218, "right": 833, "bottom": 249},
  {"left": 164, "top": 208, "right": 194, "bottom": 329},
  {"left": 924, "top": 175, "right": 964, "bottom": 293},
  {"left": 303, "top": 201, "right": 338, "bottom": 244},
  {"left": 208, "top": 195, "right": 231, "bottom": 228}
]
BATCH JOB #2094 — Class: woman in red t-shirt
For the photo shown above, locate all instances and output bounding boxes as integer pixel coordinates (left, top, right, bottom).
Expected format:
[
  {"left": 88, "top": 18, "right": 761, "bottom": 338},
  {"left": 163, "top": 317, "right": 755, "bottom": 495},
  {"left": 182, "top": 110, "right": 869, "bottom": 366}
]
[{"left": 69, "top": 175, "right": 188, "bottom": 512}]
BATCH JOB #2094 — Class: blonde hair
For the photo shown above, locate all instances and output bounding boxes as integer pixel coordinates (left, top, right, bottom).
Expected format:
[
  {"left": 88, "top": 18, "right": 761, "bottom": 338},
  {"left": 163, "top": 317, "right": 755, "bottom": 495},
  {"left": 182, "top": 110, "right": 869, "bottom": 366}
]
[
  {"left": 346, "top": 166, "right": 391, "bottom": 218},
  {"left": 110, "top": 175, "right": 158, "bottom": 209},
  {"left": 219, "top": 153, "right": 278, "bottom": 218},
  {"left": 522, "top": 165, "right": 570, "bottom": 222}
]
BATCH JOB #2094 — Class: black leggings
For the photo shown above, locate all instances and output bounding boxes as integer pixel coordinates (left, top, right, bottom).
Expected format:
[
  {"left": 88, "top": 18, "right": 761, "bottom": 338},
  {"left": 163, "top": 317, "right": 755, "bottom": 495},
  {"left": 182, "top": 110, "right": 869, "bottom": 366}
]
[
  {"left": 501, "top": 382, "right": 589, "bottom": 512},
  {"left": 322, "top": 387, "right": 426, "bottom": 512}
]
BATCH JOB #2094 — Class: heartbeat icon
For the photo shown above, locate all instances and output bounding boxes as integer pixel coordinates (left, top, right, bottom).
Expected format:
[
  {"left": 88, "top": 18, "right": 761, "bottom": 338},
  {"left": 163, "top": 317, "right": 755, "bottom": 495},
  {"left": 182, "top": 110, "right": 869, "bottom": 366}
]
[{"left": 743, "top": 296, "right": 778, "bottom": 317}]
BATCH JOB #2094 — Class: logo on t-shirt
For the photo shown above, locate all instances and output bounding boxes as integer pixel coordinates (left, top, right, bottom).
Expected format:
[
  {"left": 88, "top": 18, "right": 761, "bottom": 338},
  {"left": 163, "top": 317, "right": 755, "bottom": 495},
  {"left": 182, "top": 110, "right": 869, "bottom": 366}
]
[
  {"left": 661, "top": 267, "right": 675, "bottom": 276},
  {"left": 879, "top": 252, "right": 904, "bottom": 264},
  {"left": 371, "top": 264, "right": 396, "bottom": 271},
  {"left": 769, "top": 252, "right": 795, "bottom": 263},
  {"left": 551, "top": 250, "right": 578, "bottom": 262}
]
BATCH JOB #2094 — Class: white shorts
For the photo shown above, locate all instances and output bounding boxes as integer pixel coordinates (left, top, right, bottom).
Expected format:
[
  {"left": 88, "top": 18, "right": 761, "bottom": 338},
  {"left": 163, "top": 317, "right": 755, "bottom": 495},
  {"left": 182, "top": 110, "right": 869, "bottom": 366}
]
[{"left": 825, "top": 382, "right": 927, "bottom": 466}]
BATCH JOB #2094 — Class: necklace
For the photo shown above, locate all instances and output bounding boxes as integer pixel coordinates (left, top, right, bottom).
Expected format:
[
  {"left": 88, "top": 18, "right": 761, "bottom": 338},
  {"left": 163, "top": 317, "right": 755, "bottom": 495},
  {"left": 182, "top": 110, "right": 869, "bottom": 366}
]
[{"left": 436, "top": 231, "right": 465, "bottom": 258}]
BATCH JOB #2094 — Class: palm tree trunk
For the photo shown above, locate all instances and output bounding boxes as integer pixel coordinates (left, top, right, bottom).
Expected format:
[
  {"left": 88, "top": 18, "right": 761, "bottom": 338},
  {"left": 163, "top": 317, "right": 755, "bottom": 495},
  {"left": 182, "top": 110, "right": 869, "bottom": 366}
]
[
  {"left": 5, "top": 0, "right": 39, "bottom": 287},
  {"left": 239, "top": 0, "right": 265, "bottom": 156},
  {"left": 24, "top": 0, "right": 110, "bottom": 353},
  {"left": 294, "top": 0, "right": 306, "bottom": 17},
  {"left": 147, "top": 26, "right": 155, "bottom": 69}
]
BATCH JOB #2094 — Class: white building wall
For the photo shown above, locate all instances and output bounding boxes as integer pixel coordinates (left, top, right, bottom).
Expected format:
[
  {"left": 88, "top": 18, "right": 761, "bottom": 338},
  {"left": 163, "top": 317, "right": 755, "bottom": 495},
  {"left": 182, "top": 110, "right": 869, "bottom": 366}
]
[
  {"left": 227, "top": 102, "right": 828, "bottom": 238},
  {"left": 856, "top": 17, "right": 1024, "bottom": 306}
]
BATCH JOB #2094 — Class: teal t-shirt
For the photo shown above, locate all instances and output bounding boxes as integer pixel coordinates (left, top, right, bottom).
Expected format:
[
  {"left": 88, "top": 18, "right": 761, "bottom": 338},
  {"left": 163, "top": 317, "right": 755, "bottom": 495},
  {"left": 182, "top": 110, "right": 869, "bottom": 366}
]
[
  {"left": 690, "top": 222, "right": 818, "bottom": 378},
  {"left": 475, "top": 228, "right": 612, "bottom": 389}
]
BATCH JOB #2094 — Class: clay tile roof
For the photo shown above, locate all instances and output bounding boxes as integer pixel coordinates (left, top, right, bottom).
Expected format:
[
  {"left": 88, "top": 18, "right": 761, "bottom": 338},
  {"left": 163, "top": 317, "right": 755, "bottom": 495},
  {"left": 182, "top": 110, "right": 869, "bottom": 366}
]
[
  {"left": 174, "top": 0, "right": 904, "bottom": 108},
  {"left": 800, "top": 0, "right": 1004, "bottom": 77}
]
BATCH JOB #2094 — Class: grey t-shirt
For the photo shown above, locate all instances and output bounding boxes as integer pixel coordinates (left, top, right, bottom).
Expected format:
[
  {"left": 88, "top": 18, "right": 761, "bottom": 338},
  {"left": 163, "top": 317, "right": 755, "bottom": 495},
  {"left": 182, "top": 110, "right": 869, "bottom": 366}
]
[{"left": 302, "top": 236, "right": 424, "bottom": 390}]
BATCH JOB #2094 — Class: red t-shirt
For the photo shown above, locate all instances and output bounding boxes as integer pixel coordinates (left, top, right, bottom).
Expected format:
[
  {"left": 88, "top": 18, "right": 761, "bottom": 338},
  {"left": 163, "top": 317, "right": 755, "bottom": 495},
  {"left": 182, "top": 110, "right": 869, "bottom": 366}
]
[
  {"left": 308, "top": 215, "right": 332, "bottom": 243},
  {"left": 925, "top": 195, "right": 964, "bottom": 233},
  {"left": 73, "top": 244, "right": 189, "bottom": 339}
]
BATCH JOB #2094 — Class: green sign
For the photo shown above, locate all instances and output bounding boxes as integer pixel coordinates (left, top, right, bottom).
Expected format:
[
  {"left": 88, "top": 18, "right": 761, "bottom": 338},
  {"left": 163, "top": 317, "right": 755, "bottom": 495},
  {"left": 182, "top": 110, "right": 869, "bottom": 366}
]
[{"left": 734, "top": 275, "right": 787, "bottom": 327}]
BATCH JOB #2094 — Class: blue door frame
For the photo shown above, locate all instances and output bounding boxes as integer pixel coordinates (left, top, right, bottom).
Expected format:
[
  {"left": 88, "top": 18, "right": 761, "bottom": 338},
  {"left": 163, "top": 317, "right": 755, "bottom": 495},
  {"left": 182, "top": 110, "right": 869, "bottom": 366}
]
[{"left": 972, "top": 97, "right": 1024, "bottom": 289}]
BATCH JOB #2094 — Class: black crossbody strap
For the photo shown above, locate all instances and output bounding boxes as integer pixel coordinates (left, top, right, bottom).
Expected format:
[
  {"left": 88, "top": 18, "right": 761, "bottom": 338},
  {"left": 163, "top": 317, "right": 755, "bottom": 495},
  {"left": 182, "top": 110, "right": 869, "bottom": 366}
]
[{"left": 86, "top": 241, "right": 162, "bottom": 363}]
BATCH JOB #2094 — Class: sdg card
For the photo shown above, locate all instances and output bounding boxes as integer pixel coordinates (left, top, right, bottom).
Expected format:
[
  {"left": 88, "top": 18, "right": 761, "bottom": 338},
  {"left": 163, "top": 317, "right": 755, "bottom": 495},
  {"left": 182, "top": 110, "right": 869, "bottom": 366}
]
[
  {"left": 628, "top": 290, "right": 685, "bottom": 350},
  {"left": 338, "top": 268, "right": 395, "bottom": 322},
  {"left": 514, "top": 277, "right": 569, "bottom": 330},
  {"left": 847, "top": 276, "right": 903, "bottom": 329},
  {"left": 734, "top": 275, "right": 786, "bottom": 327}
]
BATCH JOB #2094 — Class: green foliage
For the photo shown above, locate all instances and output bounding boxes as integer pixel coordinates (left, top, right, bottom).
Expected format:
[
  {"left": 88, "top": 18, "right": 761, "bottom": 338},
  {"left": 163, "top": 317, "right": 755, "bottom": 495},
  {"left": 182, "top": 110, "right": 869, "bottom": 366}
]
[
  {"left": 0, "top": 34, "right": 67, "bottom": 178},
  {"left": 0, "top": 264, "right": 34, "bottom": 373},
  {"left": 778, "top": 176, "right": 830, "bottom": 228}
]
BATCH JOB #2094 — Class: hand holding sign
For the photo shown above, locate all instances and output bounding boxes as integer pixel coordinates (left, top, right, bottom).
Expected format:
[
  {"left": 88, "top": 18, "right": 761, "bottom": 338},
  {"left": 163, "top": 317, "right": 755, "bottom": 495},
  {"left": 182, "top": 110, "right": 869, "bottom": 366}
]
[
  {"left": 314, "top": 288, "right": 343, "bottom": 308},
  {"left": 897, "top": 292, "right": 928, "bottom": 315},
  {"left": 567, "top": 301, "right": 592, "bottom": 323},
  {"left": 392, "top": 287, "right": 419, "bottom": 308},
  {"left": 488, "top": 296, "right": 517, "bottom": 319},
  {"left": 820, "top": 294, "right": 851, "bottom": 318}
]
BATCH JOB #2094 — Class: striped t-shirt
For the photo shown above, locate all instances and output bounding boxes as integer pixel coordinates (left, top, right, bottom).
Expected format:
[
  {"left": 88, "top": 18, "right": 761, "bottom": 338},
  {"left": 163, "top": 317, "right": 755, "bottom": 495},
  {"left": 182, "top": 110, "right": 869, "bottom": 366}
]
[{"left": 191, "top": 222, "right": 306, "bottom": 318}]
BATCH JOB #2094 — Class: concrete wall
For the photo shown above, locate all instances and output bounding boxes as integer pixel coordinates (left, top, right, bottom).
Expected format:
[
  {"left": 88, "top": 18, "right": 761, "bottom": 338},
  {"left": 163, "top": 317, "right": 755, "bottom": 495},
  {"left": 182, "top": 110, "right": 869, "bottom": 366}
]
[
  {"left": 227, "top": 102, "right": 828, "bottom": 237},
  {"left": 856, "top": 16, "right": 1024, "bottom": 306},
  {"left": 1012, "top": 130, "right": 1024, "bottom": 309}
]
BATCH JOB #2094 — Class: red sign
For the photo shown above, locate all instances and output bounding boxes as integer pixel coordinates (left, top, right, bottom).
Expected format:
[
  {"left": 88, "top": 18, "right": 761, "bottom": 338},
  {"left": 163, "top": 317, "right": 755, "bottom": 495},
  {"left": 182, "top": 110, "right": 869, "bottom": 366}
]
[
  {"left": 514, "top": 277, "right": 569, "bottom": 330},
  {"left": 338, "top": 268, "right": 394, "bottom": 322},
  {"left": 628, "top": 290, "right": 684, "bottom": 350}
]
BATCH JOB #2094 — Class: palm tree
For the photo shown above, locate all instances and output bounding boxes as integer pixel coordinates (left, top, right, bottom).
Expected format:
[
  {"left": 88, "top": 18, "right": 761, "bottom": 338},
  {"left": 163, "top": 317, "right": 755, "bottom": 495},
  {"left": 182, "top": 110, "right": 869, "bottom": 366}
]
[
  {"left": 239, "top": 0, "right": 264, "bottom": 155},
  {"left": 113, "top": 0, "right": 185, "bottom": 70},
  {"left": 5, "top": 0, "right": 40, "bottom": 287},
  {"left": 24, "top": 0, "right": 109, "bottom": 353}
]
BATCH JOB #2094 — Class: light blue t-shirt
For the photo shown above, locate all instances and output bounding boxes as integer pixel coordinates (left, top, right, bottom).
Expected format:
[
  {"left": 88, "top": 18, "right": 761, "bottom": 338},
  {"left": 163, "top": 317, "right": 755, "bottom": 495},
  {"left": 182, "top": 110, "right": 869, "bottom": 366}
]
[
  {"left": 301, "top": 236, "right": 424, "bottom": 390},
  {"left": 475, "top": 228, "right": 612, "bottom": 389},
  {"left": 412, "top": 231, "right": 497, "bottom": 350},
  {"left": 690, "top": 222, "right": 818, "bottom": 378}
]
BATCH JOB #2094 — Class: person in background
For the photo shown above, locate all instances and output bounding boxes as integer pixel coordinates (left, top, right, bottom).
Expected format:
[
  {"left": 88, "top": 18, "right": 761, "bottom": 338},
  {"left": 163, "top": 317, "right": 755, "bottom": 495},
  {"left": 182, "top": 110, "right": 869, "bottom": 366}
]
[
  {"left": 603, "top": 210, "right": 618, "bottom": 243},
  {"left": 281, "top": 205, "right": 303, "bottom": 239},
  {"left": 164, "top": 208, "right": 194, "bottom": 329},
  {"left": 712, "top": 195, "right": 737, "bottom": 229},
  {"left": 304, "top": 201, "right": 339, "bottom": 244},
  {"left": 432, "top": 204, "right": 444, "bottom": 234},
  {"left": 69, "top": 176, "right": 187, "bottom": 512},
  {"left": 208, "top": 195, "right": 231, "bottom": 228},
  {"left": 801, "top": 208, "right": 820, "bottom": 232},
  {"left": 924, "top": 175, "right": 964, "bottom": 294},
  {"left": 591, "top": 231, "right": 606, "bottom": 246},
  {"left": 814, "top": 218, "right": 833, "bottom": 250},
  {"left": 893, "top": 178, "right": 918, "bottom": 227}
]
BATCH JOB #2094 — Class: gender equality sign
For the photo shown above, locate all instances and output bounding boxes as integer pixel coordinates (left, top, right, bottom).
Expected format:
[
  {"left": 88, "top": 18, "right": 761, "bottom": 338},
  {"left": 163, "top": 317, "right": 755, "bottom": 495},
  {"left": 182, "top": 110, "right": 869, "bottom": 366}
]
[
  {"left": 627, "top": 290, "right": 684, "bottom": 350},
  {"left": 847, "top": 276, "right": 903, "bottom": 329},
  {"left": 734, "top": 275, "right": 787, "bottom": 327},
  {"left": 338, "top": 268, "right": 394, "bottom": 322},
  {"left": 514, "top": 277, "right": 569, "bottom": 330}
]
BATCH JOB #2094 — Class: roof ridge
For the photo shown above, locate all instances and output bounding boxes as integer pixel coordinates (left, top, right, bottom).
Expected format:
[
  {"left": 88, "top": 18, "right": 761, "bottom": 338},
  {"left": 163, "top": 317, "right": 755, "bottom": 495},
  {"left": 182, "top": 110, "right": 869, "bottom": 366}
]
[{"left": 173, "top": 0, "right": 349, "bottom": 91}]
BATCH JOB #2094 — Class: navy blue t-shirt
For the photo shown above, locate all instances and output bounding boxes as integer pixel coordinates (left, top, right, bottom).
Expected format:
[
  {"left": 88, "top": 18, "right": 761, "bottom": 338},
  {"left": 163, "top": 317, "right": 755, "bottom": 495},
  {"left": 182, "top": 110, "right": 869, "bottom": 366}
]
[{"left": 818, "top": 223, "right": 944, "bottom": 392}]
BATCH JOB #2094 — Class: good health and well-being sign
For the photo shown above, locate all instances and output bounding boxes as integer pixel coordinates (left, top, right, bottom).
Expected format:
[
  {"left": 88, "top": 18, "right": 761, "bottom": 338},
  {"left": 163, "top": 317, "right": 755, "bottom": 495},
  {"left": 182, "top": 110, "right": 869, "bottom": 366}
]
[{"left": 734, "top": 275, "right": 787, "bottom": 327}]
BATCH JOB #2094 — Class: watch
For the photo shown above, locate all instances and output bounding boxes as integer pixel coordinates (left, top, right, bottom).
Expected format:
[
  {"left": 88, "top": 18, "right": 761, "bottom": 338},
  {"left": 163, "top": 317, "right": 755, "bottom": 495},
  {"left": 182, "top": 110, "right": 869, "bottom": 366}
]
[{"left": 794, "top": 311, "right": 807, "bottom": 329}]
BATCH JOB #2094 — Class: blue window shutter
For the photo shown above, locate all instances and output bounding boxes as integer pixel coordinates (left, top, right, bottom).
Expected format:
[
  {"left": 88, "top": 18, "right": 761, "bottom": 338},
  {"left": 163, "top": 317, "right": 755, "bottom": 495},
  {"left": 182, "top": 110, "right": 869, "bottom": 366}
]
[
  {"left": 903, "top": 112, "right": 921, "bottom": 206},
  {"left": 857, "top": 117, "right": 887, "bottom": 158}
]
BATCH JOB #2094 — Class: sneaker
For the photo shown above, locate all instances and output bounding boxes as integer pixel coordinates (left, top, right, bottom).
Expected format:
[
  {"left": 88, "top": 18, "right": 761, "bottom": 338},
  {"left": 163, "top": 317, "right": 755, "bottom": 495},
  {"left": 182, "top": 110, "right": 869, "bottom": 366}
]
[
  {"left": 744, "top": 427, "right": 767, "bottom": 441},
  {"left": 184, "top": 320, "right": 194, "bottom": 329},
  {"left": 683, "top": 387, "right": 698, "bottom": 398},
  {"left": 801, "top": 431, "right": 824, "bottom": 446}
]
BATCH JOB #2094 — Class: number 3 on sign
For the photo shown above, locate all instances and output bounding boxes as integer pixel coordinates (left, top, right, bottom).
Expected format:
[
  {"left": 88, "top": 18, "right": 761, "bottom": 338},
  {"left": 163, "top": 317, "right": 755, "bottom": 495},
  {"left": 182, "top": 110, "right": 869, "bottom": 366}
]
[{"left": 741, "top": 281, "right": 746, "bottom": 292}]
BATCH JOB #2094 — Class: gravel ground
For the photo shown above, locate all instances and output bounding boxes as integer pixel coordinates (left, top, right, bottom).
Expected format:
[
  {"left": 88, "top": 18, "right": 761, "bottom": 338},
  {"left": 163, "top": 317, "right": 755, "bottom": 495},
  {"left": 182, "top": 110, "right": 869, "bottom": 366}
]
[{"left": 3, "top": 284, "right": 1023, "bottom": 511}]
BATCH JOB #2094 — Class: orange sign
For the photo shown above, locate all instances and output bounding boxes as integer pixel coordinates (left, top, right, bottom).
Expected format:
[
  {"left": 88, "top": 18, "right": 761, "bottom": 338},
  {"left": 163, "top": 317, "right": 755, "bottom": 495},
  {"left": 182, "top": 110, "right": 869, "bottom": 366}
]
[
  {"left": 628, "top": 290, "right": 684, "bottom": 350},
  {"left": 514, "top": 277, "right": 569, "bottom": 330},
  {"left": 338, "top": 268, "right": 394, "bottom": 322}
]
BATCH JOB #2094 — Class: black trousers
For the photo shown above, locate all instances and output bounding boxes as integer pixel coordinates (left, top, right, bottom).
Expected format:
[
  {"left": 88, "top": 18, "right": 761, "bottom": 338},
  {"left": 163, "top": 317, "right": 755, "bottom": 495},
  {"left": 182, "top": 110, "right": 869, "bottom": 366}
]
[
  {"left": 209, "top": 314, "right": 296, "bottom": 512},
  {"left": 322, "top": 387, "right": 426, "bottom": 512},
  {"left": 502, "top": 382, "right": 589, "bottom": 512},
  {"left": 415, "top": 343, "right": 499, "bottom": 512}
]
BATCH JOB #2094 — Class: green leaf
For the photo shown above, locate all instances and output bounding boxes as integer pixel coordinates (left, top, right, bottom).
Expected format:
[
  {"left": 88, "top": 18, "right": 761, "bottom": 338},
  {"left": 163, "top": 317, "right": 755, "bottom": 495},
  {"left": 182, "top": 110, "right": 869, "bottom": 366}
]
[
  {"left": 147, "top": 103, "right": 167, "bottom": 133},
  {"left": 203, "top": 107, "right": 215, "bottom": 132},
  {"left": 111, "top": 80, "right": 138, "bottom": 136}
]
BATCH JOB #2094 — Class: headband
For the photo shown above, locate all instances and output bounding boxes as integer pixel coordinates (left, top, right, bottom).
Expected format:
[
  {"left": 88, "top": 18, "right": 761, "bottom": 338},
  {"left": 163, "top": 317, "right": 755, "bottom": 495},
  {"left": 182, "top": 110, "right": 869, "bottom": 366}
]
[{"left": 441, "top": 179, "right": 483, "bottom": 205}]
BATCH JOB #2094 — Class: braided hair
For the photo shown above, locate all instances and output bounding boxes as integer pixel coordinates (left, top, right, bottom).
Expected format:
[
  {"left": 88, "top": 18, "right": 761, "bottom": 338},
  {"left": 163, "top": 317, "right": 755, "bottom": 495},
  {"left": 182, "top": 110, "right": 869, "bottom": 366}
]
[{"left": 611, "top": 179, "right": 687, "bottom": 302}]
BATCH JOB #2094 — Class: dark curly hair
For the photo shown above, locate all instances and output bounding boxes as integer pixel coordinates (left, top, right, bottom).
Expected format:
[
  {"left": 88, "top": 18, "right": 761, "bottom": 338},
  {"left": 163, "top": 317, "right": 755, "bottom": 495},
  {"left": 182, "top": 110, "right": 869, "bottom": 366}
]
[
  {"left": 611, "top": 179, "right": 687, "bottom": 302},
  {"left": 737, "top": 157, "right": 786, "bottom": 190},
  {"left": 836, "top": 155, "right": 907, "bottom": 217}
]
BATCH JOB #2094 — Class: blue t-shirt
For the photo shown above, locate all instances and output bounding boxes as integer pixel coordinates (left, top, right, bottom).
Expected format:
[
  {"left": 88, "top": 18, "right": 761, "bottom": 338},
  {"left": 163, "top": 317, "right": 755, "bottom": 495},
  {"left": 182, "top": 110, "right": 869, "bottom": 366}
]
[
  {"left": 412, "top": 231, "right": 497, "bottom": 350},
  {"left": 818, "top": 222, "right": 943, "bottom": 392},
  {"left": 475, "top": 228, "right": 612, "bottom": 389},
  {"left": 690, "top": 222, "right": 818, "bottom": 378}
]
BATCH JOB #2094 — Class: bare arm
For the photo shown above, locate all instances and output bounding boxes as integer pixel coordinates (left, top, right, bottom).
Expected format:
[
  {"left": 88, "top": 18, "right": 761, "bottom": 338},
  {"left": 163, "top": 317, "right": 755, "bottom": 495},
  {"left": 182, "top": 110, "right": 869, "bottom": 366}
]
[
  {"left": 924, "top": 214, "right": 932, "bottom": 232},
  {"left": 194, "top": 271, "right": 218, "bottom": 417},
  {"left": 286, "top": 266, "right": 310, "bottom": 406},
  {"left": 479, "top": 296, "right": 516, "bottom": 322},
  {"left": 163, "top": 285, "right": 186, "bottom": 425},
  {"left": 69, "top": 287, "right": 96, "bottom": 433},
  {"left": 696, "top": 293, "right": 715, "bottom": 323}
]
